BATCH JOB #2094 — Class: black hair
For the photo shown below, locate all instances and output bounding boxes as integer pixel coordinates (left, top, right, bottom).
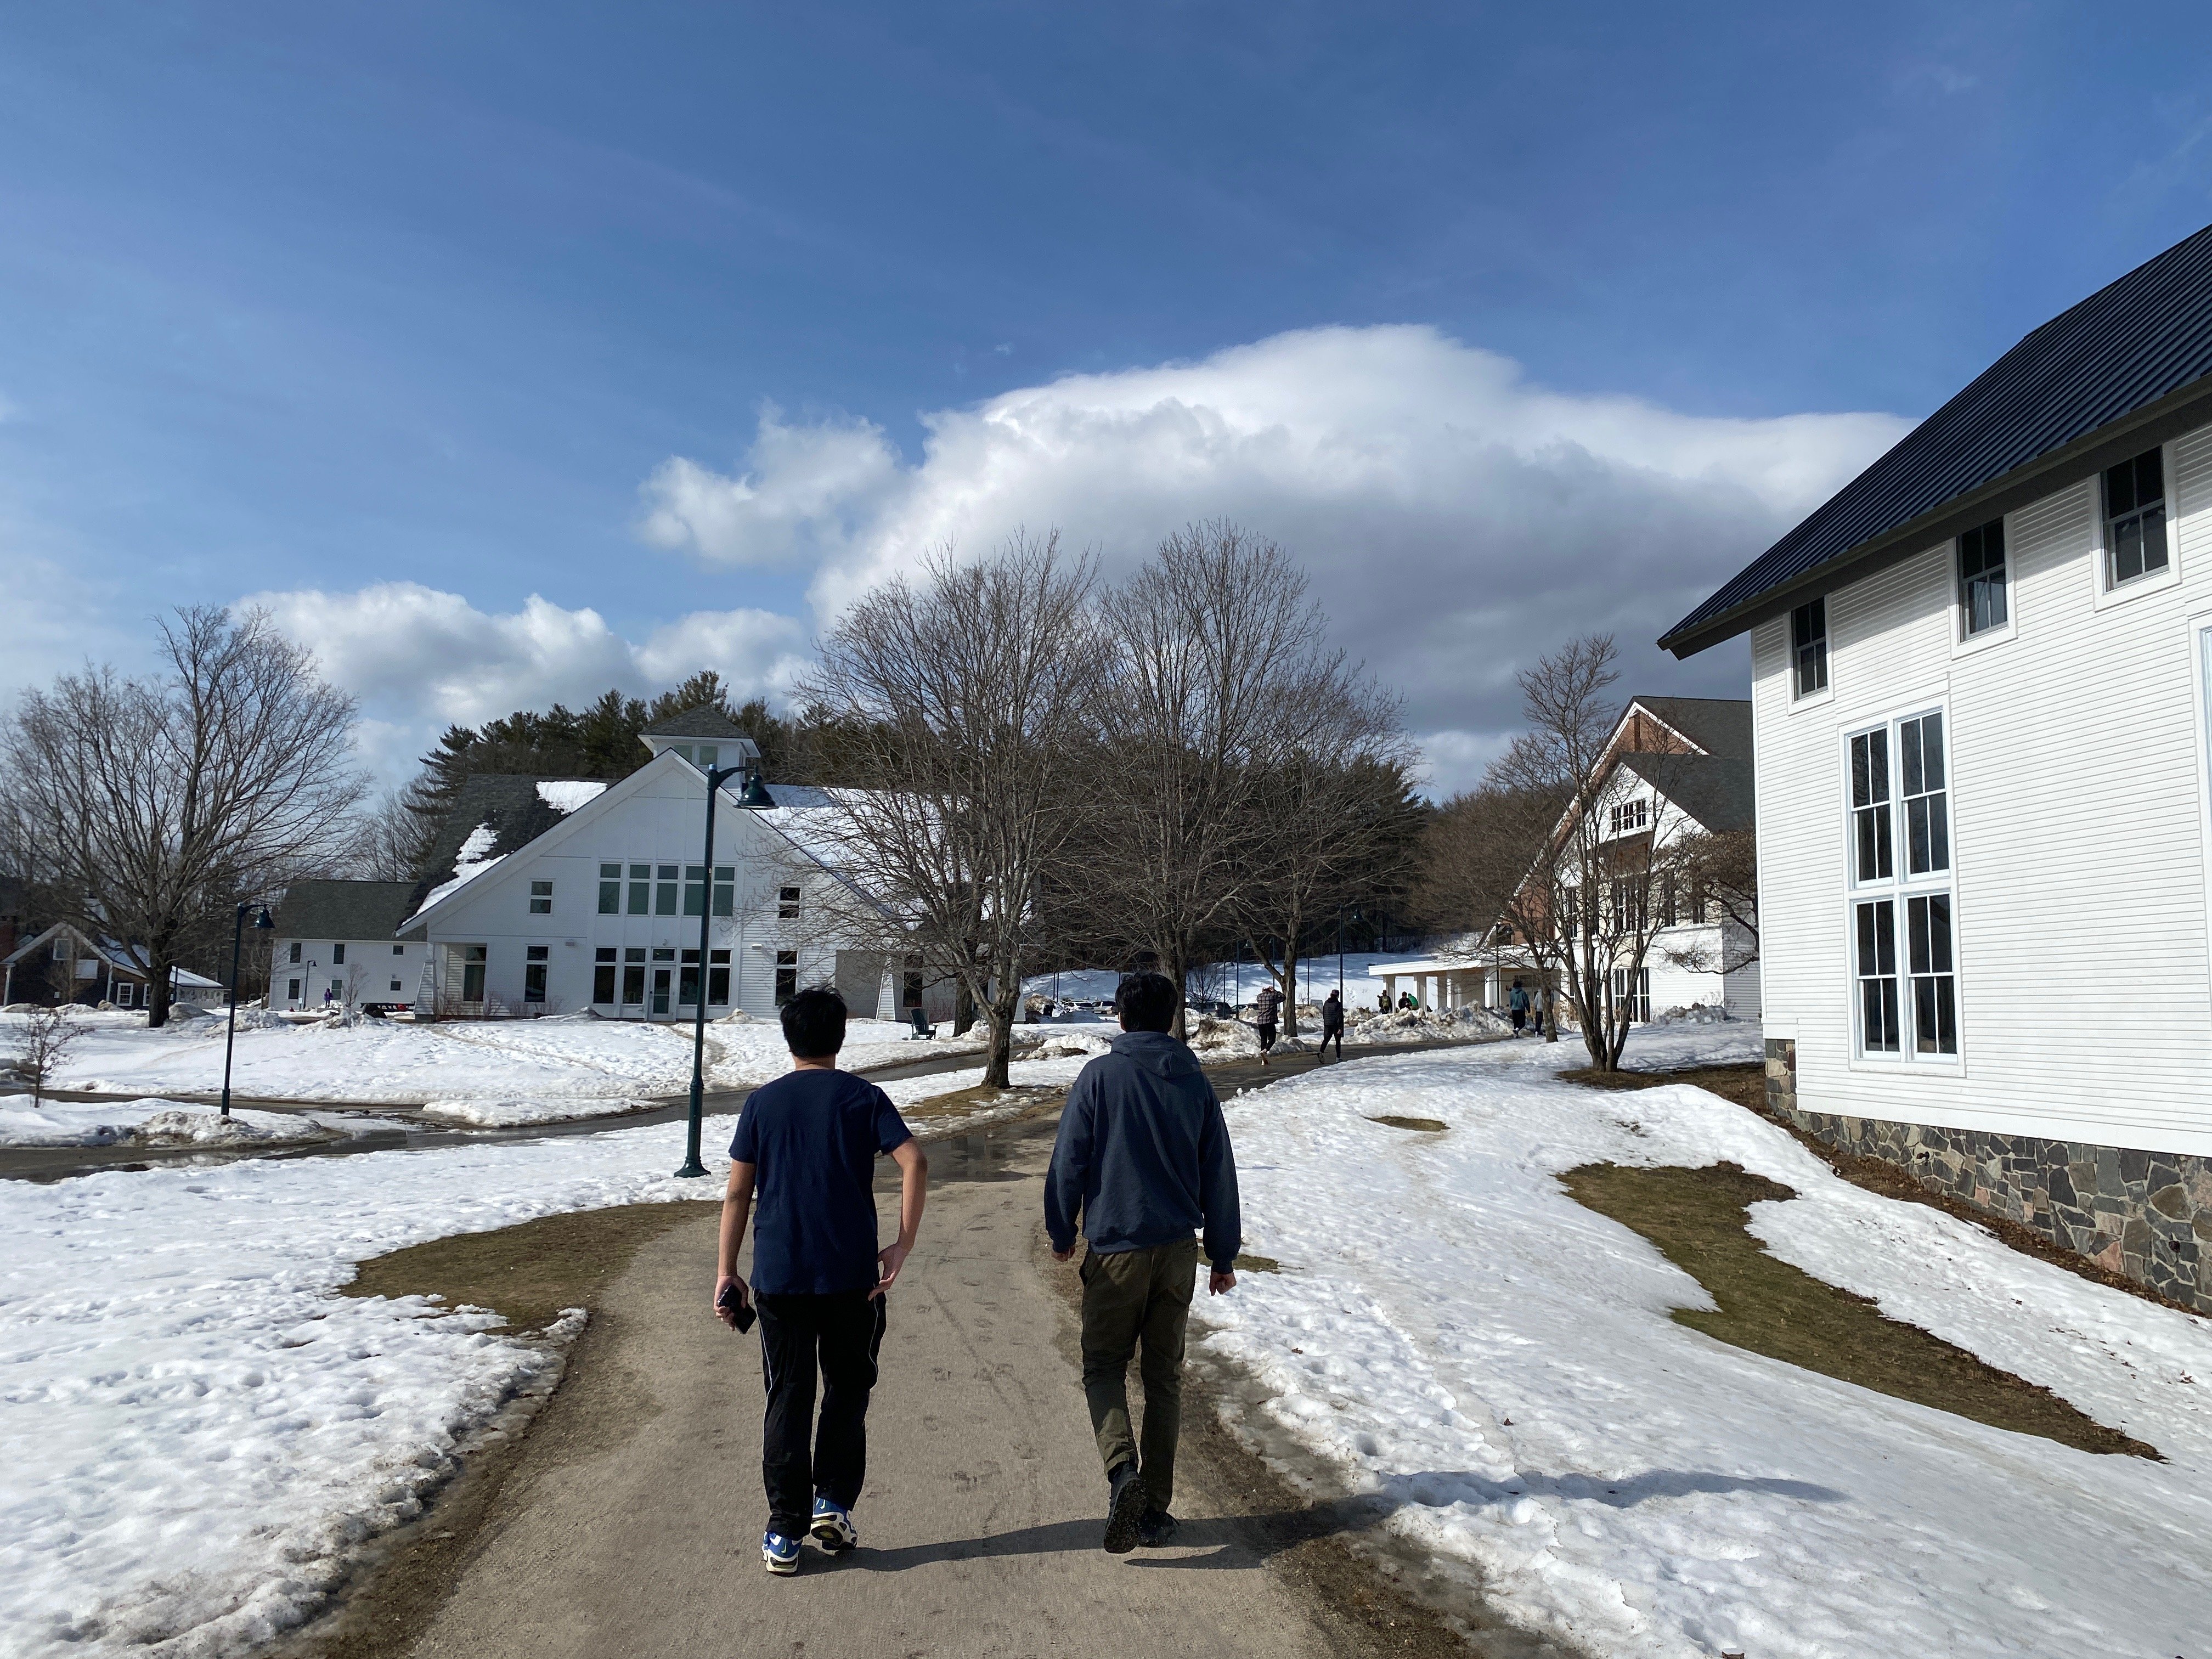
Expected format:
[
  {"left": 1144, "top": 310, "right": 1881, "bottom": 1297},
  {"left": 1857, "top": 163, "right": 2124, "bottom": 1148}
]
[
  {"left": 780, "top": 986, "right": 848, "bottom": 1059},
  {"left": 1114, "top": 971, "right": 1178, "bottom": 1033}
]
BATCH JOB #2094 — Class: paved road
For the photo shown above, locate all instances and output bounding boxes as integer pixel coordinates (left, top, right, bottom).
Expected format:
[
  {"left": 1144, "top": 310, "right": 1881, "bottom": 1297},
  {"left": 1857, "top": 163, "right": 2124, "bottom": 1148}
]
[{"left": 393, "top": 1114, "right": 1462, "bottom": 1659}]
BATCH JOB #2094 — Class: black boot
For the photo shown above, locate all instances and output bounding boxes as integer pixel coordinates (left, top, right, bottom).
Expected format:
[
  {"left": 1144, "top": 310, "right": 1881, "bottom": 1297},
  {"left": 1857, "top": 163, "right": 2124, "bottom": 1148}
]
[
  {"left": 1136, "top": 1509, "right": 1180, "bottom": 1548},
  {"left": 1103, "top": 1463, "right": 1147, "bottom": 1554}
]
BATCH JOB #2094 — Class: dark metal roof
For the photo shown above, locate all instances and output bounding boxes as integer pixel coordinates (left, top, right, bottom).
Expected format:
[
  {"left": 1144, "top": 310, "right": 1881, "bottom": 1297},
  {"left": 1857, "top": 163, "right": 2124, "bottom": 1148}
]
[
  {"left": 1629, "top": 696, "right": 1752, "bottom": 762},
  {"left": 273, "top": 880, "right": 422, "bottom": 942},
  {"left": 1662, "top": 221, "right": 2212, "bottom": 657},
  {"left": 641, "top": 705, "right": 751, "bottom": 741},
  {"left": 1621, "top": 753, "right": 1754, "bottom": 834}
]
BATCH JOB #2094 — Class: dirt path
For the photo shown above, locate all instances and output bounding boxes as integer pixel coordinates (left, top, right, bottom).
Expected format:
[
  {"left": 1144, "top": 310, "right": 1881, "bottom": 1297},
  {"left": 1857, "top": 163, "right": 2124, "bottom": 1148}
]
[{"left": 301, "top": 1107, "right": 1541, "bottom": 1659}]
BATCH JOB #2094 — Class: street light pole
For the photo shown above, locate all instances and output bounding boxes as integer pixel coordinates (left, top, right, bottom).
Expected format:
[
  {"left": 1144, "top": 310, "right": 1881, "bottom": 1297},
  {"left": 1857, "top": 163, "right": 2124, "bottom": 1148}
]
[
  {"left": 221, "top": 904, "right": 273, "bottom": 1119},
  {"left": 676, "top": 760, "right": 775, "bottom": 1179}
]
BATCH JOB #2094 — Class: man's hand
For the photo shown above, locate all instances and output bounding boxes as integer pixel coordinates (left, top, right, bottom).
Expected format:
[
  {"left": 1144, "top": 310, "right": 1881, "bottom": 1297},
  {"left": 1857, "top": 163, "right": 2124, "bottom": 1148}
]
[
  {"left": 1208, "top": 1268, "right": 1237, "bottom": 1295},
  {"left": 872, "top": 1240, "right": 912, "bottom": 1298},
  {"left": 1051, "top": 1243, "right": 1076, "bottom": 1263},
  {"left": 714, "top": 1272, "right": 749, "bottom": 1327}
]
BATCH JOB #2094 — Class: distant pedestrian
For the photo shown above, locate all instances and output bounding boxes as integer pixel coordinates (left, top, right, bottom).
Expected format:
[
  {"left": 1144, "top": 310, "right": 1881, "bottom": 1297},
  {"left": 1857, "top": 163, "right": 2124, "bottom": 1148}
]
[
  {"left": 1251, "top": 981, "right": 1282, "bottom": 1064},
  {"left": 1398, "top": 990, "right": 1417, "bottom": 1013},
  {"left": 1509, "top": 982, "right": 1529, "bottom": 1035},
  {"left": 1377, "top": 991, "right": 1391, "bottom": 1014},
  {"left": 714, "top": 987, "right": 930, "bottom": 1577},
  {"left": 1319, "top": 989, "right": 1344, "bottom": 1060},
  {"left": 1046, "top": 972, "right": 1240, "bottom": 1554}
]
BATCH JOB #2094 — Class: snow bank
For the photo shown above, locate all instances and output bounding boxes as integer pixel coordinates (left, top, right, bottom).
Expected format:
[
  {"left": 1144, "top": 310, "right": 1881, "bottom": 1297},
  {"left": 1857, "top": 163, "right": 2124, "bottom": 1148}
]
[
  {"left": 1346, "top": 1004, "right": 1511, "bottom": 1043},
  {"left": 0, "top": 1118, "right": 727, "bottom": 1657},
  {"left": 415, "top": 1098, "right": 657, "bottom": 1127},
  {"left": 0, "top": 1098, "right": 337, "bottom": 1149},
  {"left": 8, "top": 1008, "right": 962, "bottom": 1110},
  {"left": 1193, "top": 1028, "right": 2212, "bottom": 1656}
]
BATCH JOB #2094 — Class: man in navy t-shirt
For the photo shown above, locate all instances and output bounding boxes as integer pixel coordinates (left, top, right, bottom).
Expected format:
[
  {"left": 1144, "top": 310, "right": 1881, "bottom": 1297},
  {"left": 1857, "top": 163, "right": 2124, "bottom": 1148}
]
[{"left": 715, "top": 987, "right": 928, "bottom": 1576}]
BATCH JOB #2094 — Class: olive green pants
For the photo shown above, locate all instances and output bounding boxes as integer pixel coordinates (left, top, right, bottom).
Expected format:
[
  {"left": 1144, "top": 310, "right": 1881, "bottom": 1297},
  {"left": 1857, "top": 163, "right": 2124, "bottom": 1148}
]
[{"left": 1078, "top": 1235, "right": 1200, "bottom": 1511}]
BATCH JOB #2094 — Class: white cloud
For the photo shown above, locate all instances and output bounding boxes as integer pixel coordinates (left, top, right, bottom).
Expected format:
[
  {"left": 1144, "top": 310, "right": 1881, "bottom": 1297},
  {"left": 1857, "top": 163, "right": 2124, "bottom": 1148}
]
[
  {"left": 639, "top": 325, "right": 1908, "bottom": 751},
  {"left": 636, "top": 404, "right": 903, "bottom": 567},
  {"left": 1414, "top": 729, "right": 1517, "bottom": 801},
  {"left": 241, "top": 582, "right": 812, "bottom": 780}
]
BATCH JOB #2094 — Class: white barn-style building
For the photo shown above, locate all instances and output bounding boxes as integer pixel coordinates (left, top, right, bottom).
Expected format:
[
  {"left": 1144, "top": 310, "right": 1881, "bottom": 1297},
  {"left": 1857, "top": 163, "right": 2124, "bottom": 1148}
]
[
  {"left": 395, "top": 712, "right": 911, "bottom": 1023},
  {"left": 1469, "top": 695, "right": 1760, "bottom": 1028},
  {"left": 1661, "top": 222, "right": 2212, "bottom": 1312}
]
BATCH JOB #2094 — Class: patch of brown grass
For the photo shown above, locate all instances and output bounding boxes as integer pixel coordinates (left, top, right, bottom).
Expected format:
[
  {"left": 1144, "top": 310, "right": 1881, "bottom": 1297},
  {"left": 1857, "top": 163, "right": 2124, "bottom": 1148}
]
[
  {"left": 342, "top": 1201, "right": 709, "bottom": 1331},
  {"left": 1368, "top": 1115, "right": 1449, "bottom": 1133},
  {"left": 1560, "top": 1160, "right": 2158, "bottom": 1459}
]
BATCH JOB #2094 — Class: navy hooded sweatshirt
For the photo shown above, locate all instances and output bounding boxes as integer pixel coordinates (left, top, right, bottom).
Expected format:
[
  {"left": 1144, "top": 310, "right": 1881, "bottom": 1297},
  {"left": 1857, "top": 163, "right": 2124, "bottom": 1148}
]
[{"left": 1044, "top": 1030, "right": 1242, "bottom": 1271}]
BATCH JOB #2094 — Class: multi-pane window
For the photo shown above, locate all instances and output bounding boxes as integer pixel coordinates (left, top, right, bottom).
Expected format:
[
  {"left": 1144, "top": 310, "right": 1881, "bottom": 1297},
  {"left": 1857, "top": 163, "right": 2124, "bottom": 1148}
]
[
  {"left": 683, "top": 866, "right": 708, "bottom": 917},
  {"left": 1609, "top": 878, "right": 1646, "bottom": 934},
  {"left": 679, "top": 947, "right": 701, "bottom": 1007},
  {"left": 1899, "top": 713, "right": 1949, "bottom": 876},
  {"left": 1610, "top": 965, "right": 1651, "bottom": 1024},
  {"left": 656, "top": 865, "right": 679, "bottom": 916},
  {"left": 713, "top": 866, "right": 735, "bottom": 917},
  {"left": 529, "top": 879, "right": 553, "bottom": 915},
  {"left": 1908, "top": 895, "right": 1956, "bottom": 1055},
  {"left": 524, "top": 944, "right": 549, "bottom": 1003},
  {"left": 775, "top": 949, "right": 799, "bottom": 1004},
  {"left": 599, "top": 864, "right": 621, "bottom": 914},
  {"left": 622, "top": 946, "right": 646, "bottom": 1006},
  {"left": 2104, "top": 446, "right": 2169, "bottom": 587},
  {"left": 1848, "top": 709, "right": 1958, "bottom": 1060},
  {"left": 1959, "top": 518, "right": 2007, "bottom": 636},
  {"left": 1607, "top": 798, "right": 1649, "bottom": 836},
  {"left": 708, "top": 947, "right": 731, "bottom": 1006},
  {"left": 332, "top": 943, "right": 346, "bottom": 964},
  {"left": 289, "top": 942, "right": 302, "bottom": 964},
  {"left": 778, "top": 885, "right": 802, "bottom": 920},
  {"left": 1792, "top": 597, "right": 1829, "bottom": 698},
  {"left": 1854, "top": 900, "right": 1900, "bottom": 1053},
  {"left": 393, "top": 944, "right": 405, "bottom": 956},
  {"left": 594, "top": 947, "right": 617, "bottom": 1005},
  {"left": 1850, "top": 729, "right": 1892, "bottom": 883},
  {"left": 628, "top": 863, "right": 650, "bottom": 915}
]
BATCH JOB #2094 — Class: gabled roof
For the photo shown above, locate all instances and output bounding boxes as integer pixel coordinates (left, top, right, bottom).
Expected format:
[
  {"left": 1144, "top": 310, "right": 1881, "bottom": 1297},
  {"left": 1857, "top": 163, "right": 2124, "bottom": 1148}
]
[
  {"left": 1619, "top": 753, "right": 1754, "bottom": 834},
  {"left": 1, "top": 921, "right": 221, "bottom": 986},
  {"left": 273, "top": 879, "right": 422, "bottom": 942},
  {"left": 641, "top": 705, "right": 751, "bottom": 741},
  {"left": 1629, "top": 697, "right": 1752, "bottom": 762},
  {"left": 1663, "top": 221, "right": 2212, "bottom": 657},
  {"left": 417, "top": 775, "right": 606, "bottom": 890}
]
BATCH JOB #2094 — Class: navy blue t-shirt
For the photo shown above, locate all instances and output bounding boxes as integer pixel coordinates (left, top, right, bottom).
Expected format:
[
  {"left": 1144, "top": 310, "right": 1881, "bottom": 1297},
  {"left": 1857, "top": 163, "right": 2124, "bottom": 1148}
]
[{"left": 729, "top": 1068, "right": 913, "bottom": 1296}]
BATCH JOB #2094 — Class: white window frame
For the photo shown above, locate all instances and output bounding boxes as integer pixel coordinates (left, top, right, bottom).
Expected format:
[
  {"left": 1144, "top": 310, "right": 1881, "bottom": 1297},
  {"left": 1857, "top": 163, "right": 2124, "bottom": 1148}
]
[
  {"left": 1953, "top": 514, "right": 2016, "bottom": 654},
  {"left": 2092, "top": 441, "right": 2180, "bottom": 611},
  {"left": 1839, "top": 700, "right": 1962, "bottom": 1071},
  {"left": 1788, "top": 596, "right": 1833, "bottom": 708}
]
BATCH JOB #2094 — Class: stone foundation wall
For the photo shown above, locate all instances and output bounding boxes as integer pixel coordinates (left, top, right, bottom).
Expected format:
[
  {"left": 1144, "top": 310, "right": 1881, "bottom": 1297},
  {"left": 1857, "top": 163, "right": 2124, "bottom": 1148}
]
[{"left": 1762, "top": 1037, "right": 2212, "bottom": 1314}]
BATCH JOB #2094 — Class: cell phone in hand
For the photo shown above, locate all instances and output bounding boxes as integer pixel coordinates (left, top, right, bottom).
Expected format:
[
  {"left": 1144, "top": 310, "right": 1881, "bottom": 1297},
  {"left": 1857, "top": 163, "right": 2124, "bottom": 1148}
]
[{"left": 716, "top": 1282, "right": 756, "bottom": 1333}]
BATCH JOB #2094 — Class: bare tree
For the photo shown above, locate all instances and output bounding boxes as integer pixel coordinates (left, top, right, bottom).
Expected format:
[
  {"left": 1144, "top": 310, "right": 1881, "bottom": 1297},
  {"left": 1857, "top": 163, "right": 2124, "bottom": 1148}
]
[
  {"left": 8, "top": 1007, "right": 85, "bottom": 1105},
  {"left": 1085, "top": 523, "right": 1325, "bottom": 1040},
  {"left": 1, "top": 607, "right": 368, "bottom": 1028},
  {"left": 798, "top": 534, "right": 1110, "bottom": 1088},
  {"left": 1487, "top": 635, "right": 1705, "bottom": 1069},
  {"left": 1664, "top": 823, "right": 1759, "bottom": 973},
  {"left": 348, "top": 787, "right": 435, "bottom": 882},
  {"left": 1234, "top": 697, "right": 1421, "bottom": 1037}
]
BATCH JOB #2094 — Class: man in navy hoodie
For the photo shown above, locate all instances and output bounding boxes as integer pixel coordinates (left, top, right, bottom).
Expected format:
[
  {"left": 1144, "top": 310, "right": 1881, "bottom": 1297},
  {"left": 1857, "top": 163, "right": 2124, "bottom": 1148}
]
[{"left": 1046, "top": 971, "right": 1241, "bottom": 1553}]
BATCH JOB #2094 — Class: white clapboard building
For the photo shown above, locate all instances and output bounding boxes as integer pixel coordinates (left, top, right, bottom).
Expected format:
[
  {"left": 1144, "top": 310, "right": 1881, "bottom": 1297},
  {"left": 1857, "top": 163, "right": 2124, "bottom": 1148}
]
[
  {"left": 1660, "top": 221, "right": 2212, "bottom": 1311},
  {"left": 394, "top": 709, "right": 912, "bottom": 1023}
]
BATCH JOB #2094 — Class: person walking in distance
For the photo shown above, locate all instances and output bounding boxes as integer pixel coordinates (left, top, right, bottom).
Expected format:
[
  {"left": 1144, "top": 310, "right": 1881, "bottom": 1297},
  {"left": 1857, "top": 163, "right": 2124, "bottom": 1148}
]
[
  {"left": 1046, "top": 972, "right": 1241, "bottom": 1553},
  {"left": 714, "top": 987, "right": 929, "bottom": 1576},
  {"left": 1251, "top": 979, "right": 1282, "bottom": 1065},
  {"left": 1319, "top": 988, "right": 1345, "bottom": 1061},
  {"left": 1509, "top": 981, "right": 1529, "bottom": 1036}
]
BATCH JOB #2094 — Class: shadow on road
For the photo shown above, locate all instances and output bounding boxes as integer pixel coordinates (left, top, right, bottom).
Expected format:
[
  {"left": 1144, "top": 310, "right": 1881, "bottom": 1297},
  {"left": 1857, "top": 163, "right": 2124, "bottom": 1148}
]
[{"left": 826, "top": 1465, "right": 1846, "bottom": 1573}]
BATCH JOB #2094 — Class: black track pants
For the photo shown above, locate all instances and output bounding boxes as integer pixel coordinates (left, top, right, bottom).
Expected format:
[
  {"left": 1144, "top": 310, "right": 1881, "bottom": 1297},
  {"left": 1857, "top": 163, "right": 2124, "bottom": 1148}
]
[{"left": 755, "top": 1291, "right": 888, "bottom": 1536}]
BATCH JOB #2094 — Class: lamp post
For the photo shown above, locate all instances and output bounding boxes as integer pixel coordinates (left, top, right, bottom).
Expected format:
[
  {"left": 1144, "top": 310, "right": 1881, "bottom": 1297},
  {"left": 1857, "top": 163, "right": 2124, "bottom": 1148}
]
[
  {"left": 221, "top": 904, "right": 274, "bottom": 1119},
  {"left": 676, "top": 760, "right": 775, "bottom": 1179}
]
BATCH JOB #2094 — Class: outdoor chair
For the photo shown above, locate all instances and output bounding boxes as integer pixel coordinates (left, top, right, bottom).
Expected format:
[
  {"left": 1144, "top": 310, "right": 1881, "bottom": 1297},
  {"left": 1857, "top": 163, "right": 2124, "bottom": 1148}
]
[{"left": 906, "top": 1007, "right": 936, "bottom": 1040}]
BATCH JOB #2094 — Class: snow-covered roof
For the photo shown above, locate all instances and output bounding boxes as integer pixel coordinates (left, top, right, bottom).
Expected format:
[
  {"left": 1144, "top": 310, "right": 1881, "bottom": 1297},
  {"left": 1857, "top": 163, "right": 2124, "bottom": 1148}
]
[
  {"left": 0, "top": 921, "right": 221, "bottom": 985},
  {"left": 536, "top": 780, "right": 608, "bottom": 814},
  {"left": 408, "top": 822, "right": 505, "bottom": 922}
]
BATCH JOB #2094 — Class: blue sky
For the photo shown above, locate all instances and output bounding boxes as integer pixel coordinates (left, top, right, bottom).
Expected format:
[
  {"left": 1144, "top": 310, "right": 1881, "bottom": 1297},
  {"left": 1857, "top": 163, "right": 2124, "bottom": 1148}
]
[{"left": 5, "top": 3, "right": 2212, "bottom": 787}]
